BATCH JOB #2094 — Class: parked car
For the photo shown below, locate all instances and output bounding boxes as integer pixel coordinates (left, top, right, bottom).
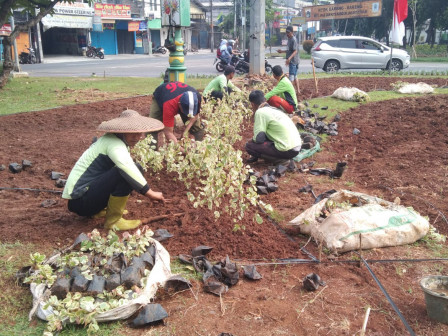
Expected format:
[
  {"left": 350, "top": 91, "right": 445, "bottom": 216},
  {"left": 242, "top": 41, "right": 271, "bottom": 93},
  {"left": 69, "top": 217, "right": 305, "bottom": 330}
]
[{"left": 311, "top": 36, "right": 410, "bottom": 72}]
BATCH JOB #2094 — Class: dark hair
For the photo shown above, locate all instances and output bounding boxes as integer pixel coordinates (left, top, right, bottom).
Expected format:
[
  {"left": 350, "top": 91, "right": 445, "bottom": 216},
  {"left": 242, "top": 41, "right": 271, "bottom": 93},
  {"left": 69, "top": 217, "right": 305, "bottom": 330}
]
[
  {"left": 224, "top": 65, "right": 235, "bottom": 76},
  {"left": 248, "top": 90, "right": 266, "bottom": 106},
  {"left": 286, "top": 26, "right": 293, "bottom": 33},
  {"left": 272, "top": 65, "right": 283, "bottom": 77}
]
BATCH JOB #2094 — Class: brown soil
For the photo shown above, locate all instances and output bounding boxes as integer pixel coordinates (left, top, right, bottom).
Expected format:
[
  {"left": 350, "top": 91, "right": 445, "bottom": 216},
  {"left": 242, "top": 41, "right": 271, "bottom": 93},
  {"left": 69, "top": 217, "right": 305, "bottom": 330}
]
[{"left": 1, "top": 77, "right": 448, "bottom": 335}]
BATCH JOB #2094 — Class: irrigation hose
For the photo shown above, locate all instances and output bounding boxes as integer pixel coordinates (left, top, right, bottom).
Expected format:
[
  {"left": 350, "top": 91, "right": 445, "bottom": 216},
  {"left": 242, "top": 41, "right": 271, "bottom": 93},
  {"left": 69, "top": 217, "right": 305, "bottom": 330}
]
[
  {"left": 240, "top": 257, "right": 448, "bottom": 266},
  {"left": 354, "top": 252, "right": 416, "bottom": 336},
  {"left": 0, "top": 187, "right": 62, "bottom": 194}
]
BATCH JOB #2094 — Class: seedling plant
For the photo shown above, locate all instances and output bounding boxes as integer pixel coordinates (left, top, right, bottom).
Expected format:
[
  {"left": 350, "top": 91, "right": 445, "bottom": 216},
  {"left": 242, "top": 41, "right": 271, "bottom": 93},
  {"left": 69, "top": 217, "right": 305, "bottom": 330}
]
[
  {"left": 134, "top": 90, "right": 271, "bottom": 224},
  {"left": 24, "top": 229, "right": 155, "bottom": 335}
]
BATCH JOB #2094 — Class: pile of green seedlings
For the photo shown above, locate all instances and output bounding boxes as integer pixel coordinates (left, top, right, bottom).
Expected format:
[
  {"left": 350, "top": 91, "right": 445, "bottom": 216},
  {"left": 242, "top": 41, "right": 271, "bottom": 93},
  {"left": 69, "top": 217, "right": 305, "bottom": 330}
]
[
  {"left": 23, "top": 229, "right": 156, "bottom": 335},
  {"left": 134, "top": 90, "right": 272, "bottom": 229}
]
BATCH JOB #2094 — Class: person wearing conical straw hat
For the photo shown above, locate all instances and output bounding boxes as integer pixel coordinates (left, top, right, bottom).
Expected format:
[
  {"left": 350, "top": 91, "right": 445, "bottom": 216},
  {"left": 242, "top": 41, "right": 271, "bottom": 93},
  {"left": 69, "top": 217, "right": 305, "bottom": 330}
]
[{"left": 62, "top": 109, "right": 166, "bottom": 231}]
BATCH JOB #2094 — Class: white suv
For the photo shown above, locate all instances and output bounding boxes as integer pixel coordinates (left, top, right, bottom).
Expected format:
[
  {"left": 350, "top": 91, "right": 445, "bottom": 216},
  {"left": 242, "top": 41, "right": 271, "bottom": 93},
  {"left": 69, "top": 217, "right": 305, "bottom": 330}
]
[{"left": 311, "top": 36, "right": 411, "bottom": 72}]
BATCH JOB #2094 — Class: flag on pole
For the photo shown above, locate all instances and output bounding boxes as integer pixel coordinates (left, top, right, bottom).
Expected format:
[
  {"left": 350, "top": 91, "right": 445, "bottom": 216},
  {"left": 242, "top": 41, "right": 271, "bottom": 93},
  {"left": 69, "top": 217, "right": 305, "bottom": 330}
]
[{"left": 390, "top": 0, "right": 408, "bottom": 45}]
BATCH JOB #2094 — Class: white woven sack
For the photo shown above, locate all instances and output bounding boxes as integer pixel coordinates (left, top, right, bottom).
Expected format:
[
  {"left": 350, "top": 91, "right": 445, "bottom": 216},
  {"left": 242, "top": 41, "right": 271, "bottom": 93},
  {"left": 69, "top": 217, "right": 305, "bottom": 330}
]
[
  {"left": 331, "top": 87, "right": 369, "bottom": 101},
  {"left": 29, "top": 238, "right": 172, "bottom": 323},
  {"left": 288, "top": 190, "right": 429, "bottom": 253},
  {"left": 398, "top": 82, "right": 434, "bottom": 94}
]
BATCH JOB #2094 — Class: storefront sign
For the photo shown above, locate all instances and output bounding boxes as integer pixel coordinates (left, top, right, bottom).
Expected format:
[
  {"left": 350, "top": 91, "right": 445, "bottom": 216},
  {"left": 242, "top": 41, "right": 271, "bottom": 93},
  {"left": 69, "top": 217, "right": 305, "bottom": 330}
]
[
  {"left": 93, "top": 15, "right": 103, "bottom": 32},
  {"left": 53, "top": 2, "right": 94, "bottom": 16},
  {"left": 103, "top": 23, "right": 115, "bottom": 30},
  {"left": 94, "top": 4, "right": 131, "bottom": 19},
  {"left": 42, "top": 2, "right": 93, "bottom": 30},
  {"left": 291, "top": 17, "right": 305, "bottom": 25},
  {"left": 0, "top": 24, "right": 11, "bottom": 36},
  {"left": 42, "top": 14, "right": 93, "bottom": 30},
  {"left": 136, "top": 36, "right": 143, "bottom": 47},
  {"left": 139, "top": 21, "right": 147, "bottom": 31},
  {"left": 304, "top": 0, "right": 382, "bottom": 22},
  {"left": 128, "top": 22, "right": 139, "bottom": 32}
]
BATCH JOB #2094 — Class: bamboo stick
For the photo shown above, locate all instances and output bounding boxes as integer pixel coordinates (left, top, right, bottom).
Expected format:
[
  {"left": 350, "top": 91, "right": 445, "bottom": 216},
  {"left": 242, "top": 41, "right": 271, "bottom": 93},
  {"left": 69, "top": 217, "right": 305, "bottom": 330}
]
[
  {"left": 360, "top": 307, "right": 371, "bottom": 336},
  {"left": 311, "top": 58, "right": 318, "bottom": 93},
  {"left": 141, "top": 212, "right": 184, "bottom": 224}
]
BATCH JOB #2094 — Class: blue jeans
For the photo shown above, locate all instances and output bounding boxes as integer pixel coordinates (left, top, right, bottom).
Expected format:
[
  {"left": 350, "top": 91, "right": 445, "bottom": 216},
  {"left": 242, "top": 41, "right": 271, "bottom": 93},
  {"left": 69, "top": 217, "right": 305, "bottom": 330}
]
[{"left": 289, "top": 63, "right": 299, "bottom": 80}]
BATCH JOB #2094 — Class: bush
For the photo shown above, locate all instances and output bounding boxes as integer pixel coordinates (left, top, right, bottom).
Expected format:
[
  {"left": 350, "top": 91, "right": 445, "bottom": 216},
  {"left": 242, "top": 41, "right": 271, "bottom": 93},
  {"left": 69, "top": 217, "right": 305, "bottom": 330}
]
[
  {"left": 302, "top": 40, "right": 314, "bottom": 54},
  {"left": 406, "top": 44, "right": 448, "bottom": 57}
]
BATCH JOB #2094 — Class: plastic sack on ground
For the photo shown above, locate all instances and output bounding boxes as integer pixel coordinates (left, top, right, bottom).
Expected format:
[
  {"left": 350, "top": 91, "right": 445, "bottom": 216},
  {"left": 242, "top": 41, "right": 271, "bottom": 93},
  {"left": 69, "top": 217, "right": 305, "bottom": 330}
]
[
  {"left": 397, "top": 82, "right": 434, "bottom": 94},
  {"left": 293, "top": 134, "right": 321, "bottom": 162},
  {"left": 331, "top": 87, "right": 370, "bottom": 102},
  {"left": 288, "top": 190, "right": 429, "bottom": 253},
  {"left": 29, "top": 238, "right": 172, "bottom": 325}
]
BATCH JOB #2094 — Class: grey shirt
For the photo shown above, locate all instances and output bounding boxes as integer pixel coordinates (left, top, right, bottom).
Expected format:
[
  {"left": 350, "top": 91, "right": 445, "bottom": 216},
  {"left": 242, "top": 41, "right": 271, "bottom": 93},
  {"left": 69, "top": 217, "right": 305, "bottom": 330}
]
[{"left": 287, "top": 36, "right": 300, "bottom": 65}]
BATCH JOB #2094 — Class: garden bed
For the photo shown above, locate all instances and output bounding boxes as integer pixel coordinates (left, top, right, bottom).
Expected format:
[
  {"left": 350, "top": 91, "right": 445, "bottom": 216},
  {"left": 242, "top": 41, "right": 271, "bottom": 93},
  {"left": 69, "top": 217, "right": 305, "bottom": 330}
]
[{"left": 1, "top": 76, "right": 448, "bottom": 335}]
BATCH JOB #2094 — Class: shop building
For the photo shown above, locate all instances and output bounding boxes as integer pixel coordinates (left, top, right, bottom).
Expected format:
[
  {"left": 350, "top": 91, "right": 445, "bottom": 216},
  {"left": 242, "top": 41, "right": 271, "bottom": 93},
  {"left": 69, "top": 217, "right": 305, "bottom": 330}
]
[{"left": 41, "top": 2, "right": 94, "bottom": 55}]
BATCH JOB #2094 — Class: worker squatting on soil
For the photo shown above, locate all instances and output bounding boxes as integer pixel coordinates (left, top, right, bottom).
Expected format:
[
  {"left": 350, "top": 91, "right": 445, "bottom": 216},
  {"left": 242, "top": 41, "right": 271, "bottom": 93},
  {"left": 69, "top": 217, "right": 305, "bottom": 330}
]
[
  {"left": 62, "top": 109, "right": 166, "bottom": 231},
  {"left": 202, "top": 65, "right": 241, "bottom": 100},
  {"left": 265, "top": 65, "right": 298, "bottom": 114},
  {"left": 245, "top": 90, "right": 302, "bottom": 165},
  {"left": 149, "top": 81, "right": 205, "bottom": 146}
]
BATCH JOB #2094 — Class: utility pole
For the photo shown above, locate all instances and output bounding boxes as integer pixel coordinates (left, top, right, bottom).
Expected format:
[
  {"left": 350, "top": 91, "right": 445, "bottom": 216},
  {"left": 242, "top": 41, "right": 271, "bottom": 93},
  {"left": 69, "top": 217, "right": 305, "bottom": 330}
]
[
  {"left": 210, "top": 0, "right": 214, "bottom": 52},
  {"left": 249, "top": 0, "right": 265, "bottom": 74},
  {"left": 242, "top": 0, "right": 246, "bottom": 50},
  {"left": 234, "top": 0, "right": 237, "bottom": 38},
  {"left": 239, "top": 0, "right": 243, "bottom": 50}
]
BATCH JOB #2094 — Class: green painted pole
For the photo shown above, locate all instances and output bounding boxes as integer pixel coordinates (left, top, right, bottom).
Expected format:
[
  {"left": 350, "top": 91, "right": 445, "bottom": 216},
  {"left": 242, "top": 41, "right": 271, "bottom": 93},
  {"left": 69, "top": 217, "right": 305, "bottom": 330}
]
[{"left": 167, "top": 27, "right": 187, "bottom": 83}]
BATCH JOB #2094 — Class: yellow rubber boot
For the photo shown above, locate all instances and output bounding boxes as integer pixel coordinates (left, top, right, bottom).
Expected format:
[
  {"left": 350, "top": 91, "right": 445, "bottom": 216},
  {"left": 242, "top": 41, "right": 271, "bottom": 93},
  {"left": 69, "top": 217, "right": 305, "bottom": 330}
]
[
  {"left": 104, "top": 195, "right": 141, "bottom": 231},
  {"left": 92, "top": 208, "right": 128, "bottom": 219}
]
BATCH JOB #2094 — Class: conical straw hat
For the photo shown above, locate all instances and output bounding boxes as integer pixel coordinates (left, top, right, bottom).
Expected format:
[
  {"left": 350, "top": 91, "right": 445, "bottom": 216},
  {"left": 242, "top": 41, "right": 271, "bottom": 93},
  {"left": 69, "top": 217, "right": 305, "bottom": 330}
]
[{"left": 97, "top": 109, "right": 164, "bottom": 133}]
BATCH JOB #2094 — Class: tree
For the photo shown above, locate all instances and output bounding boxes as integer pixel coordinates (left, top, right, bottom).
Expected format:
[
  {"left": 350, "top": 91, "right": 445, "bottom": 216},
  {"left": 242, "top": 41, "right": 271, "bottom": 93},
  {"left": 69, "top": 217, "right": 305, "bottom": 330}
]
[
  {"left": 416, "top": 0, "right": 448, "bottom": 46},
  {"left": 0, "top": 0, "right": 79, "bottom": 89},
  {"left": 266, "top": 7, "right": 282, "bottom": 54},
  {"left": 408, "top": 0, "right": 418, "bottom": 57}
]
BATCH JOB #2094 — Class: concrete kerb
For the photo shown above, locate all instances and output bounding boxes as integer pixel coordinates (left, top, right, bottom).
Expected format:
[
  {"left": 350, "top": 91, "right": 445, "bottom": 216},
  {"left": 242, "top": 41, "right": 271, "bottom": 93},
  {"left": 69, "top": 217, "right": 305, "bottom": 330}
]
[{"left": 42, "top": 49, "right": 214, "bottom": 64}]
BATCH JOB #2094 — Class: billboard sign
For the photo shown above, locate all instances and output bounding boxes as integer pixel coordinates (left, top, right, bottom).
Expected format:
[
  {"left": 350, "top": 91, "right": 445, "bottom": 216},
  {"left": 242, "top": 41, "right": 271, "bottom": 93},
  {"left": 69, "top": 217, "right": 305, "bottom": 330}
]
[
  {"left": 304, "top": 0, "right": 382, "bottom": 22},
  {"left": 0, "top": 24, "right": 11, "bottom": 36},
  {"left": 94, "top": 4, "right": 131, "bottom": 19}
]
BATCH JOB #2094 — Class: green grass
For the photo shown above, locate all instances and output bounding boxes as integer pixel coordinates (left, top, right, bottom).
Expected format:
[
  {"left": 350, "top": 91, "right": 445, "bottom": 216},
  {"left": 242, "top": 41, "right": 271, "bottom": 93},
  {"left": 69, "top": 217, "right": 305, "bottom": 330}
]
[
  {"left": 304, "top": 87, "right": 448, "bottom": 122},
  {"left": 0, "top": 76, "right": 213, "bottom": 116},
  {"left": 411, "top": 57, "right": 448, "bottom": 62},
  {"left": 266, "top": 51, "right": 310, "bottom": 59}
]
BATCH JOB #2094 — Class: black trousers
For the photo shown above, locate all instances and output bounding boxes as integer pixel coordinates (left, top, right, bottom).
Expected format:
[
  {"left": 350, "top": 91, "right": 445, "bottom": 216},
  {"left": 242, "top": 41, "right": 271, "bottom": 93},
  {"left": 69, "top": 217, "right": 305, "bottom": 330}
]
[
  {"left": 68, "top": 167, "right": 133, "bottom": 217},
  {"left": 245, "top": 140, "right": 300, "bottom": 160}
]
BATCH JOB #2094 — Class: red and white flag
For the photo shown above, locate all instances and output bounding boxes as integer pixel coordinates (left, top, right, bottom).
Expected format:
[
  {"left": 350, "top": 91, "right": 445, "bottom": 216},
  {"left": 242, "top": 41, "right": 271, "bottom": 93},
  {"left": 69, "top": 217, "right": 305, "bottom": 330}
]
[{"left": 390, "top": 0, "right": 408, "bottom": 45}]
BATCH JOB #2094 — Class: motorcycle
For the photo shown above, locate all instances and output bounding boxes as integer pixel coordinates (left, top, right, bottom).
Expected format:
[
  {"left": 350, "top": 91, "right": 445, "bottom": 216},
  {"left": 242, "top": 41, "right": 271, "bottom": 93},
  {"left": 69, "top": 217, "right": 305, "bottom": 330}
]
[
  {"left": 218, "top": 50, "right": 272, "bottom": 75},
  {"left": 214, "top": 56, "right": 229, "bottom": 72},
  {"left": 86, "top": 45, "right": 104, "bottom": 59},
  {"left": 244, "top": 50, "right": 274, "bottom": 74},
  {"left": 19, "top": 46, "right": 36, "bottom": 64},
  {"left": 153, "top": 45, "right": 167, "bottom": 54},
  {"left": 265, "top": 58, "right": 273, "bottom": 74}
]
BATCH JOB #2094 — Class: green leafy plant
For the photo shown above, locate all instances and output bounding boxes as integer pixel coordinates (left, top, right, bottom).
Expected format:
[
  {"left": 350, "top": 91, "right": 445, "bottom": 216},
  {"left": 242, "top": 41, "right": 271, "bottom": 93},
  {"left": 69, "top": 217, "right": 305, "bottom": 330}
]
[
  {"left": 134, "top": 90, "right": 270, "bottom": 223},
  {"left": 302, "top": 40, "right": 314, "bottom": 54},
  {"left": 24, "top": 229, "right": 155, "bottom": 335},
  {"left": 352, "top": 91, "right": 370, "bottom": 102}
]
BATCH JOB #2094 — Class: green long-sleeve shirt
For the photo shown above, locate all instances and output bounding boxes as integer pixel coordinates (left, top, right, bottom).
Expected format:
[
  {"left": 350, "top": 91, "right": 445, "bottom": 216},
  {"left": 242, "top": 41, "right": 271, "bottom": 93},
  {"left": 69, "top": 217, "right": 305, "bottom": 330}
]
[
  {"left": 265, "top": 76, "right": 298, "bottom": 107},
  {"left": 203, "top": 74, "right": 240, "bottom": 96},
  {"left": 62, "top": 134, "right": 149, "bottom": 199},
  {"left": 253, "top": 106, "right": 302, "bottom": 152}
]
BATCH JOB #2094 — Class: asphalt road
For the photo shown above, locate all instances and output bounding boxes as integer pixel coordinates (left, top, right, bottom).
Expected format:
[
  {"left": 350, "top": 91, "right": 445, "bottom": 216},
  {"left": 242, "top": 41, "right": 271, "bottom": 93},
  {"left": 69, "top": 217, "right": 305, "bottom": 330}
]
[{"left": 19, "top": 52, "right": 448, "bottom": 78}]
